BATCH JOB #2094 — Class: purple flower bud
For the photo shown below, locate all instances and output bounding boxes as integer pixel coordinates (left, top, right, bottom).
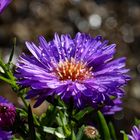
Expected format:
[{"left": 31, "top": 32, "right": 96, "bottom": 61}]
[{"left": 0, "top": 96, "right": 16, "bottom": 128}]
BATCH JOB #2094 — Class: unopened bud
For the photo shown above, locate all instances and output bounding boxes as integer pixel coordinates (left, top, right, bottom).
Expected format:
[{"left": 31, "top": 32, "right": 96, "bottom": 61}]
[
  {"left": 83, "top": 126, "right": 100, "bottom": 140},
  {"left": 0, "top": 96, "right": 16, "bottom": 128}
]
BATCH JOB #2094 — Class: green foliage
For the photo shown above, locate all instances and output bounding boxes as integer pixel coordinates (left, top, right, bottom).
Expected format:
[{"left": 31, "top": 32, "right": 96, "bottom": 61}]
[
  {"left": 73, "top": 107, "right": 93, "bottom": 121},
  {"left": 121, "top": 131, "right": 129, "bottom": 140},
  {"left": 43, "top": 126, "right": 66, "bottom": 139},
  {"left": 0, "top": 38, "right": 17, "bottom": 89},
  {"left": 76, "top": 125, "right": 85, "bottom": 140},
  {"left": 71, "top": 130, "right": 77, "bottom": 140},
  {"left": 135, "top": 118, "right": 140, "bottom": 126},
  {"left": 97, "top": 111, "right": 111, "bottom": 140},
  {"left": 8, "top": 38, "right": 16, "bottom": 65},
  {"left": 108, "top": 122, "right": 117, "bottom": 140}
]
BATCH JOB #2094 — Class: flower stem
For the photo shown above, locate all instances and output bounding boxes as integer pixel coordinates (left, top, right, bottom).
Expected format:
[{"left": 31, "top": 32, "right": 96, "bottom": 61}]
[{"left": 21, "top": 96, "right": 28, "bottom": 109}]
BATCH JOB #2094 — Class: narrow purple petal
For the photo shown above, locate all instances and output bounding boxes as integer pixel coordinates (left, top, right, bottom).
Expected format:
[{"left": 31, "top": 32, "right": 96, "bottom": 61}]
[{"left": 0, "top": 0, "right": 12, "bottom": 13}]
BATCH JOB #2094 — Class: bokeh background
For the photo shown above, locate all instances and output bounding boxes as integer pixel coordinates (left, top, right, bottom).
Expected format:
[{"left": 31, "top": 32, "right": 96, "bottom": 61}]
[{"left": 0, "top": 0, "right": 140, "bottom": 138}]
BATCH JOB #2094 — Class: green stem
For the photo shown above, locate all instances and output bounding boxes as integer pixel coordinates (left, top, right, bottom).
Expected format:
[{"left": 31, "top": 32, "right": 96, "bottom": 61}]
[
  {"left": 69, "top": 106, "right": 74, "bottom": 140},
  {"left": 20, "top": 96, "right": 28, "bottom": 109},
  {"left": 33, "top": 115, "right": 40, "bottom": 126}
]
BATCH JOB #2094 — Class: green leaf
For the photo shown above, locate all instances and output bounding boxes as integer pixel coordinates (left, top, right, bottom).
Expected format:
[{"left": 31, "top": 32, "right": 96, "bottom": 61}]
[
  {"left": 108, "top": 122, "right": 117, "bottom": 140},
  {"left": 76, "top": 125, "right": 85, "bottom": 140},
  {"left": 43, "top": 126, "right": 55, "bottom": 134},
  {"left": 0, "top": 58, "right": 18, "bottom": 88},
  {"left": 8, "top": 37, "right": 16, "bottom": 64},
  {"left": 0, "top": 58, "right": 7, "bottom": 72},
  {"left": 97, "top": 111, "right": 111, "bottom": 140},
  {"left": 120, "top": 131, "right": 129, "bottom": 140},
  {"left": 55, "top": 131, "right": 65, "bottom": 139},
  {"left": 41, "top": 104, "right": 58, "bottom": 126},
  {"left": 12, "top": 136, "right": 24, "bottom": 140},
  {"left": 57, "top": 96, "right": 67, "bottom": 108},
  {"left": 56, "top": 127, "right": 65, "bottom": 140},
  {"left": 134, "top": 118, "right": 140, "bottom": 126},
  {"left": 63, "top": 125, "right": 71, "bottom": 137},
  {"left": 56, "top": 115, "right": 63, "bottom": 126},
  {"left": 71, "top": 130, "right": 77, "bottom": 140},
  {"left": 59, "top": 110, "right": 68, "bottom": 125},
  {"left": 43, "top": 126, "right": 66, "bottom": 139},
  {"left": 28, "top": 105, "right": 36, "bottom": 140},
  {"left": 16, "top": 108, "right": 28, "bottom": 117},
  {"left": 0, "top": 76, "right": 14, "bottom": 85},
  {"left": 56, "top": 110, "right": 71, "bottom": 137},
  {"left": 74, "top": 107, "right": 93, "bottom": 120}
]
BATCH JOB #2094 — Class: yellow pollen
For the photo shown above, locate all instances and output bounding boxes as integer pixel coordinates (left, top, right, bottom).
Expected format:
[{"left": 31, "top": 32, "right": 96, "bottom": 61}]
[{"left": 55, "top": 58, "right": 92, "bottom": 81}]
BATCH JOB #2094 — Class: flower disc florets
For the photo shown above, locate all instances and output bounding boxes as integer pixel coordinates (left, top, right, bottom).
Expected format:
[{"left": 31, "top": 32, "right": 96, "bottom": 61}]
[
  {"left": 16, "top": 32, "right": 130, "bottom": 109},
  {"left": 55, "top": 58, "right": 92, "bottom": 81}
]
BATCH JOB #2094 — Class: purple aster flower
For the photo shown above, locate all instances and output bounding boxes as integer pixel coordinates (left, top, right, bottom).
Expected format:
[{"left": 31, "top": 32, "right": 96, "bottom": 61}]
[
  {"left": 0, "top": 0, "right": 12, "bottom": 13},
  {"left": 16, "top": 33, "right": 130, "bottom": 109},
  {"left": 0, "top": 96, "right": 16, "bottom": 128},
  {"left": 128, "top": 125, "right": 140, "bottom": 140},
  {"left": 101, "top": 98, "right": 122, "bottom": 115},
  {"left": 0, "top": 129, "right": 12, "bottom": 140}
]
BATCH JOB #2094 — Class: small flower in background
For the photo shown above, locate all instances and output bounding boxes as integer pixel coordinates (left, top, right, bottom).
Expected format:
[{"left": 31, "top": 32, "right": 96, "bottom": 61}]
[
  {"left": 0, "top": 0, "right": 12, "bottom": 13},
  {"left": 128, "top": 125, "right": 140, "bottom": 140},
  {"left": 83, "top": 126, "right": 100, "bottom": 140},
  {"left": 0, "top": 129, "right": 12, "bottom": 140},
  {"left": 0, "top": 96, "right": 16, "bottom": 128},
  {"left": 16, "top": 32, "right": 130, "bottom": 109}
]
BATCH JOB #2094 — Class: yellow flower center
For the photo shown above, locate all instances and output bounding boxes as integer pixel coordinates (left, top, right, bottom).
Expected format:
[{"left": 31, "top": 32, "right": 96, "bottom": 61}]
[{"left": 55, "top": 58, "right": 92, "bottom": 81}]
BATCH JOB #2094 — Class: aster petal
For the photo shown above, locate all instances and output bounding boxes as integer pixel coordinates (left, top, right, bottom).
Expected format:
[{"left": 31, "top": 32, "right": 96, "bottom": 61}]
[
  {"left": 73, "top": 92, "right": 84, "bottom": 108},
  {"left": 54, "top": 85, "right": 68, "bottom": 96},
  {"left": 53, "top": 33, "right": 67, "bottom": 60},
  {"left": 26, "top": 42, "right": 42, "bottom": 61},
  {"left": 26, "top": 90, "right": 40, "bottom": 99},
  {"left": 86, "top": 44, "right": 116, "bottom": 67},
  {"left": 0, "top": 130, "right": 12, "bottom": 140},
  {"left": 38, "top": 36, "right": 52, "bottom": 60},
  {"left": 33, "top": 90, "right": 53, "bottom": 107},
  {"left": 74, "top": 33, "right": 103, "bottom": 61},
  {"left": 0, "top": 0, "right": 12, "bottom": 13},
  {"left": 102, "top": 98, "right": 122, "bottom": 115},
  {"left": 75, "top": 83, "right": 87, "bottom": 91},
  {"left": 128, "top": 125, "right": 140, "bottom": 140}
]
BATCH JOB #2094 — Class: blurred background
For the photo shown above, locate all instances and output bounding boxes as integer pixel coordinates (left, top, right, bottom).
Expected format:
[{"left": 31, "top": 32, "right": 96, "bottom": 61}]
[{"left": 0, "top": 0, "right": 140, "bottom": 138}]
